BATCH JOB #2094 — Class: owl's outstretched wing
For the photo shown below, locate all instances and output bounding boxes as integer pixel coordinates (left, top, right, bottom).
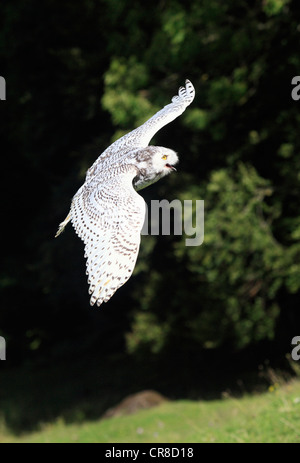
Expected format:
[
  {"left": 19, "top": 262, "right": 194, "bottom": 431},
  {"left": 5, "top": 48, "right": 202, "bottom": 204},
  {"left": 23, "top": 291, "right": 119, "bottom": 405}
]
[
  {"left": 70, "top": 165, "right": 146, "bottom": 306},
  {"left": 100, "top": 79, "right": 194, "bottom": 157},
  {"left": 85, "top": 79, "right": 195, "bottom": 182},
  {"left": 128, "top": 79, "right": 195, "bottom": 148}
]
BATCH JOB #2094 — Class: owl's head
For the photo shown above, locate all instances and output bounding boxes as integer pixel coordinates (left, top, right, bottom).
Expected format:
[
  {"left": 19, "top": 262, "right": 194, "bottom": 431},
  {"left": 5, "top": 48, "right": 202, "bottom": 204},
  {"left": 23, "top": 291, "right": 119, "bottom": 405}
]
[
  {"left": 133, "top": 146, "right": 179, "bottom": 190},
  {"left": 150, "top": 147, "right": 179, "bottom": 175}
]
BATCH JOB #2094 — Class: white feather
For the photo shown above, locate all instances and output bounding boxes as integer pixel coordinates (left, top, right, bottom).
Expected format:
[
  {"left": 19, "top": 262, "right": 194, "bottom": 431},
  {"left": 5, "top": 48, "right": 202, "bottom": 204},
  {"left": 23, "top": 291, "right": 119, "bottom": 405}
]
[{"left": 56, "top": 80, "right": 195, "bottom": 306}]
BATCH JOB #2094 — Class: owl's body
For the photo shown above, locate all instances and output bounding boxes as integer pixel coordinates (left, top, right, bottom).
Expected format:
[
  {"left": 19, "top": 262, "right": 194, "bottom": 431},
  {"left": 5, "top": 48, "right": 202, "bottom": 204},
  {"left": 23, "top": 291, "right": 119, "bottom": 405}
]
[{"left": 56, "top": 80, "right": 195, "bottom": 306}]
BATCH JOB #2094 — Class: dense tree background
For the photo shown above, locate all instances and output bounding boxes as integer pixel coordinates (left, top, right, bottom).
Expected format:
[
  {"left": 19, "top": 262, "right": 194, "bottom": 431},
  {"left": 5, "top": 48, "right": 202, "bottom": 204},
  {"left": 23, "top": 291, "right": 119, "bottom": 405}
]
[{"left": 0, "top": 0, "right": 300, "bottom": 430}]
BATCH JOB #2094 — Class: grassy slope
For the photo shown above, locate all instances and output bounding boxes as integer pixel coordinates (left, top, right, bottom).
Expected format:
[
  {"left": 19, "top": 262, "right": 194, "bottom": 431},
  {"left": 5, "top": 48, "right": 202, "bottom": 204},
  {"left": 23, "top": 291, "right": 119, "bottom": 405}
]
[{"left": 2, "top": 379, "right": 300, "bottom": 443}]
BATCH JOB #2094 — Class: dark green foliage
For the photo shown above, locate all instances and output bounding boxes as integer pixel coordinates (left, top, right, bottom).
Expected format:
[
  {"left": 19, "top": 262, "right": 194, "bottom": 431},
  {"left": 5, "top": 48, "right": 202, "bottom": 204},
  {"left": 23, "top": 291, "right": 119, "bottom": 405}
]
[{"left": 0, "top": 0, "right": 299, "bottom": 368}]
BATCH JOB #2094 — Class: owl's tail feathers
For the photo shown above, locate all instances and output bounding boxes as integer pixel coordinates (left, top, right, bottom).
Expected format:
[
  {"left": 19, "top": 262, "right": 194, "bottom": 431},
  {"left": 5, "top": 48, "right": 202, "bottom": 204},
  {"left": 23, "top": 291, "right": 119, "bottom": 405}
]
[{"left": 55, "top": 212, "right": 71, "bottom": 237}]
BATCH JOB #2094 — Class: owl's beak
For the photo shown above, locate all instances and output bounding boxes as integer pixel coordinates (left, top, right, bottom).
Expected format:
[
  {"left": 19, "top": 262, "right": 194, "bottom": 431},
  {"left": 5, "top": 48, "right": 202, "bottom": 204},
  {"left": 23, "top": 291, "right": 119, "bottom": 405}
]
[{"left": 166, "top": 163, "right": 177, "bottom": 171}]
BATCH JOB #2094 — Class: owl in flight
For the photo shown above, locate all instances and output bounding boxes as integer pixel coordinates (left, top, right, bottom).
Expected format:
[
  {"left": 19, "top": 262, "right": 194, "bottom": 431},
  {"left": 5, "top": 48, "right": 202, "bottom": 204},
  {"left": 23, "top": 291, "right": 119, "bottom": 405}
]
[{"left": 56, "top": 79, "right": 195, "bottom": 306}]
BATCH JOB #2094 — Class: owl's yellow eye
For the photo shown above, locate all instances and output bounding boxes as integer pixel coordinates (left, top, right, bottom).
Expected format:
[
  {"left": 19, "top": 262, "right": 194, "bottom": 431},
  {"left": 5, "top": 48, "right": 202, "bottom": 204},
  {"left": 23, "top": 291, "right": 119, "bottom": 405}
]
[{"left": 162, "top": 155, "right": 167, "bottom": 160}]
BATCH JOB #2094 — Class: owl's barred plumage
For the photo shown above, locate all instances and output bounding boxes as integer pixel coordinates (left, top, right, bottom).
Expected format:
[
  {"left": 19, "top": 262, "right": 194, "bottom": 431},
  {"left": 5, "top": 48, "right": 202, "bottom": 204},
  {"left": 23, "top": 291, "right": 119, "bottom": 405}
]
[{"left": 56, "top": 79, "right": 195, "bottom": 306}]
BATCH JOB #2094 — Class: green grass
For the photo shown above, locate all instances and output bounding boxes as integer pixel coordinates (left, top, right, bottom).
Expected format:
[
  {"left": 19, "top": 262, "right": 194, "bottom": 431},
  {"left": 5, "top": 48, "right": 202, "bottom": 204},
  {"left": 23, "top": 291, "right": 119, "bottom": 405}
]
[{"left": 2, "top": 379, "right": 300, "bottom": 443}]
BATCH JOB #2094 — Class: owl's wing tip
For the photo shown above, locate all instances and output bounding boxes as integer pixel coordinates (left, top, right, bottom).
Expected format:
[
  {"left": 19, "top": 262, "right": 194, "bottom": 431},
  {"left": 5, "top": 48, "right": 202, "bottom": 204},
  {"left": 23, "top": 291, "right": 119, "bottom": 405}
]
[
  {"left": 184, "top": 79, "right": 195, "bottom": 100},
  {"left": 55, "top": 212, "right": 71, "bottom": 238}
]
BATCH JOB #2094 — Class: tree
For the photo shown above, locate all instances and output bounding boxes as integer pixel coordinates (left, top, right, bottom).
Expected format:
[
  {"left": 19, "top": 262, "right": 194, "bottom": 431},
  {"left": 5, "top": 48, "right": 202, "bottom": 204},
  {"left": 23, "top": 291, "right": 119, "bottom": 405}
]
[{"left": 0, "top": 0, "right": 299, "bottom": 365}]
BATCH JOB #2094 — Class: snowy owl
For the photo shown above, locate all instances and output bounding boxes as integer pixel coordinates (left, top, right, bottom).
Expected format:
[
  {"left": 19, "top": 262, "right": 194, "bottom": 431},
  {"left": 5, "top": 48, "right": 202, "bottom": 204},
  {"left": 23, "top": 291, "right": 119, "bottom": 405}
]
[{"left": 56, "top": 79, "right": 195, "bottom": 306}]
